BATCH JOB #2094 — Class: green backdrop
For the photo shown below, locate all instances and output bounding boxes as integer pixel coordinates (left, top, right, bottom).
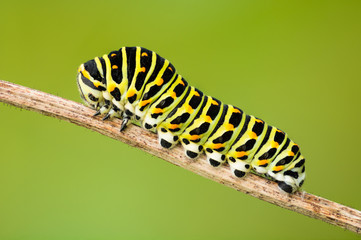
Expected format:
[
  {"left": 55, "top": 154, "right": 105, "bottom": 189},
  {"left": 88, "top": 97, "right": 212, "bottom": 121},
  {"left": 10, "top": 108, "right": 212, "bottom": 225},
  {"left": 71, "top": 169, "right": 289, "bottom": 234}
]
[{"left": 1, "top": 0, "right": 360, "bottom": 239}]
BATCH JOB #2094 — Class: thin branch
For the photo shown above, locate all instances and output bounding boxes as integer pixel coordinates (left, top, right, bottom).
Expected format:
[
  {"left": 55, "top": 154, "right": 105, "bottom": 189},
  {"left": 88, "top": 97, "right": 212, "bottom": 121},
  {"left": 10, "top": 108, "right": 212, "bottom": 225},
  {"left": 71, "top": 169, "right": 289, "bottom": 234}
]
[{"left": 0, "top": 79, "right": 360, "bottom": 235}]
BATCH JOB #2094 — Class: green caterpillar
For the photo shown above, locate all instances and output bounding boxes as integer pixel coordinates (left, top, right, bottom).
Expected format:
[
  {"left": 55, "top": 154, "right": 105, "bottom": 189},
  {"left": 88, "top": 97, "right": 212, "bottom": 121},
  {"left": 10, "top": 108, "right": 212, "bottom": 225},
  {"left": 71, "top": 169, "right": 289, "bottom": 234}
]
[{"left": 77, "top": 46, "right": 306, "bottom": 193}]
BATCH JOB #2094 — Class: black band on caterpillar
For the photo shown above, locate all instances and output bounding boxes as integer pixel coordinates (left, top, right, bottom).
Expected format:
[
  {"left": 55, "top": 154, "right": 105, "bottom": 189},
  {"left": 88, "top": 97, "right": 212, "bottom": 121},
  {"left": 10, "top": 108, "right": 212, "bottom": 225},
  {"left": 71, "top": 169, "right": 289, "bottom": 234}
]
[{"left": 76, "top": 46, "right": 306, "bottom": 193}]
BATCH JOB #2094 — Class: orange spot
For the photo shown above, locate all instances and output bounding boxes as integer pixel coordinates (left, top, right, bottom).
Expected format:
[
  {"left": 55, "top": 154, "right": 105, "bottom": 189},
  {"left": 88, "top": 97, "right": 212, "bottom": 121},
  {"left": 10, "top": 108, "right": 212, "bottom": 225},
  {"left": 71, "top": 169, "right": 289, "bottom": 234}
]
[
  {"left": 81, "top": 70, "right": 91, "bottom": 80},
  {"left": 204, "top": 116, "right": 212, "bottom": 123},
  {"left": 168, "top": 124, "right": 179, "bottom": 129},
  {"left": 179, "top": 80, "right": 185, "bottom": 86},
  {"left": 257, "top": 160, "right": 269, "bottom": 166},
  {"left": 140, "top": 67, "right": 146, "bottom": 72},
  {"left": 272, "top": 141, "right": 279, "bottom": 148},
  {"left": 170, "top": 92, "right": 177, "bottom": 98},
  {"left": 126, "top": 89, "right": 136, "bottom": 98},
  {"left": 212, "top": 143, "right": 224, "bottom": 149},
  {"left": 235, "top": 151, "right": 247, "bottom": 158},
  {"left": 168, "top": 66, "right": 173, "bottom": 72},
  {"left": 139, "top": 99, "right": 151, "bottom": 107},
  {"left": 155, "top": 78, "right": 164, "bottom": 86},
  {"left": 248, "top": 131, "right": 257, "bottom": 139},
  {"left": 273, "top": 166, "right": 284, "bottom": 172},
  {"left": 108, "top": 83, "right": 116, "bottom": 92},
  {"left": 211, "top": 100, "right": 219, "bottom": 105},
  {"left": 141, "top": 52, "right": 148, "bottom": 57},
  {"left": 93, "top": 81, "right": 101, "bottom": 87},
  {"left": 153, "top": 108, "right": 163, "bottom": 114},
  {"left": 194, "top": 91, "right": 200, "bottom": 97},
  {"left": 289, "top": 151, "right": 295, "bottom": 157},
  {"left": 255, "top": 119, "right": 263, "bottom": 123},
  {"left": 189, "top": 135, "right": 200, "bottom": 141},
  {"left": 185, "top": 104, "right": 193, "bottom": 113},
  {"left": 233, "top": 108, "right": 241, "bottom": 113},
  {"left": 225, "top": 123, "right": 234, "bottom": 131},
  {"left": 111, "top": 53, "right": 116, "bottom": 57},
  {"left": 112, "top": 65, "right": 118, "bottom": 69}
]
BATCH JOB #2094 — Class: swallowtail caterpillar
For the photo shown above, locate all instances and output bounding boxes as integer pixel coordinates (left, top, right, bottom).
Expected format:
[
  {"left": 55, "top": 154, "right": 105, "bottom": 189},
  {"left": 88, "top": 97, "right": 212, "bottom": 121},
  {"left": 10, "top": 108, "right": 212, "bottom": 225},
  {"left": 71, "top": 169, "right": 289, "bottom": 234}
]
[{"left": 77, "top": 47, "right": 306, "bottom": 193}]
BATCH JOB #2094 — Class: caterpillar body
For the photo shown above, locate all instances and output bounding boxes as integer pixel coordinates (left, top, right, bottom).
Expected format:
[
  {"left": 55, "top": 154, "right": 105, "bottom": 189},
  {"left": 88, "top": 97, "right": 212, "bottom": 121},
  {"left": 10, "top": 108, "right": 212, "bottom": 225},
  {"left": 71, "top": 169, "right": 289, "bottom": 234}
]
[{"left": 77, "top": 46, "right": 306, "bottom": 193}]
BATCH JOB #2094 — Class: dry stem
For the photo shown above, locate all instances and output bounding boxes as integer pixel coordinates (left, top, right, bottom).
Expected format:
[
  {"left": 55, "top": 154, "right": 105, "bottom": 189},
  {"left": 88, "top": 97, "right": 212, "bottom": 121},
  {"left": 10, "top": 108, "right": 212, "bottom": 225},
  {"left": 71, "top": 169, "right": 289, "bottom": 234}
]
[{"left": 0, "top": 80, "right": 360, "bottom": 235}]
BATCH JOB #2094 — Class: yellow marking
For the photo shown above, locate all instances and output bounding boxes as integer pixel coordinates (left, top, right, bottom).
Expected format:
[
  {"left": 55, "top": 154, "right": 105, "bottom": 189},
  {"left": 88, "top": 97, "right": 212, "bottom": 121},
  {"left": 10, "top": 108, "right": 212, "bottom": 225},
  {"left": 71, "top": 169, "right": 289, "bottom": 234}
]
[
  {"left": 139, "top": 99, "right": 151, "bottom": 107},
  {"left": 153, "top": 108, "right": 163, "bottom": 114},
  {"left": 225, "top": 123, "right": 234, "bottom": 131},
  {"left": 112, "top": 65, "right": 118, "bottom": 69},
  {"left": 155, "top": 78, "right": 164, "bottom": 86},
  {"left": 179, "top": 80, "right": 185, "bottom": 86},
  {"left": 94, "top": 57, "right": 104, "bottom": 76},
  {"left": 111, "top": 53, "right": 116, "bottom": 57},
  {"left": 170, "top": 91, "right": 177, "bottom": 98},
  {"left": 168, "top": 124, "right": 179, "bottom": 129},
  {"left": 81, "top": 70, "right": 91, "bottom": 80},
  {"left": 141, "top": 52, "right": 148, "bottom": 57},
  {"left": 233, "top": 108, "right": 241, "bottom": 113},
  {"left": 235, "top": 151, "right": 247, "bottom": 158},
  {"left": 126, "top": 89, "right": 136, "bottom": 98},
  {"left": 189, "top": 135, "right": 200, "bottom": 141},
  {"left": 212, "top": 143, "right": 224, "bottom": 149},
  {"left": 204, "top": 116, "right": 212, "bottom": 123},
  {"left": 77, "top": 65, "right": 83, "bottom": 72},
  {"left": 289, "top": 151, "right": 295, "bottom": 157},
  {"left": 120, "top": 48, "right": 128, "bottom": 91},
  {"left": 273, "top": 166, "right": 284, "bottom": 172},
  {"left": 168, "top": 66, "right": 173, "bottom": 72},
  {"left": 255, "top": 119, "right": 263, "bottom": 123},
  {"left": 108, "top": 83, "right": 116, "bottom": 92},
  {"left": 140, "top": 67, "right": 146, "bottom": 72},
  {"left": 194, "top": 91, "right": 200, "bottom": 97},
  {"left": 211, "top": 100, "right": 219, "bottom": 105},
  {"left": 103, "top": 55, "right": 115, "bottom": 86},
  {"left": 93, "top": 81, "right": 101, "bottom": 87},
  {"left": 257, "top": 160, "right": 269, "bottom": 166},
  {"left": 276, "top": 129, "right": 283, "bottom": 133},
  {"left": 248, "top": 131, "right": 257, "bottom": 139},
  {"left": 272, "top": 141, "right": 279, "bottom": 148}
]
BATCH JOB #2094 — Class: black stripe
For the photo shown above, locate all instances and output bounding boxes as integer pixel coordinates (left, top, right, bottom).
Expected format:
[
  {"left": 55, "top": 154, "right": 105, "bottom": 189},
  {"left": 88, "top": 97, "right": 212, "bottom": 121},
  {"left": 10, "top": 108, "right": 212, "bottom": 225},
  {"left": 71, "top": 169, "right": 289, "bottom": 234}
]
[
  {"left": 253, "top": 125, "right": 273, "bottom": 156},
  {"left": 81, "top": 74, "right": 98, "bottom": 90},
  {"left": 126, "top": 47, "right": 137, "bottom": 88},
  {"left": 272, "top": 138, "right": 291, "bottom": 161},
  {"left": 185, "top": 95, "right": 209, "bottom": 129},
  {"left": 206, "top": 104, "right": 228, "bottom": 141},
  {"left": 229, "top": 114, "right": 251, "bottom": 149}
]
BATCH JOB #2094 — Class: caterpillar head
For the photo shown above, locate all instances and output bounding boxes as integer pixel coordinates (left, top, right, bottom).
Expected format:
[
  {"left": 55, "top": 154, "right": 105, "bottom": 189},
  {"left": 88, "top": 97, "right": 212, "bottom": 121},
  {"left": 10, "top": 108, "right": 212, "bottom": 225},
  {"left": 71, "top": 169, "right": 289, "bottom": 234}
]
[{"left": 77, "top": 59, "right": 106, "bottom": 109}]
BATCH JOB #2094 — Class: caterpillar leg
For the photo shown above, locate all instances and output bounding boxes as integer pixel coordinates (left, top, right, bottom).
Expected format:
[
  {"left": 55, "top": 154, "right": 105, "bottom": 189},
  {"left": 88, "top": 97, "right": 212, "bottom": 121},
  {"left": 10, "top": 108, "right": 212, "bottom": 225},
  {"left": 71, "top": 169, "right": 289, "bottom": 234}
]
[
  {"left": 93, "top": 99, "right": 112, "bottom": 117},
  {"left": 227, "top": 157, "right": 251, "bottom": 178},
  {"left": 103, "top": 106, "right": 122, "bottom": 120},
  {"left": 157, "top": 127, "right": 179, "bottom": 149},
  {"left": 179, "top": 137, "right": 202, "bottom": 159},
  {"left": 271, "top": 157, "right": 306, "bottom": 193},
  {"left": 204, "top": 148, "right": 226, "bottom": 167},
  {"left": 120, "top": 118, "right": 129, "bottom": 131}
]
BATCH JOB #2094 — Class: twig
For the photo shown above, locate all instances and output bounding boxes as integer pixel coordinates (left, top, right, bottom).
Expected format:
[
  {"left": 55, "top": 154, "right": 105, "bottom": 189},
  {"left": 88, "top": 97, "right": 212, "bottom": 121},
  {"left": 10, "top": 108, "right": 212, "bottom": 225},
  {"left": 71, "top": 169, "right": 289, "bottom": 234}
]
[{"left": 0, "top": 79, "right": 360, "bottom": 235}]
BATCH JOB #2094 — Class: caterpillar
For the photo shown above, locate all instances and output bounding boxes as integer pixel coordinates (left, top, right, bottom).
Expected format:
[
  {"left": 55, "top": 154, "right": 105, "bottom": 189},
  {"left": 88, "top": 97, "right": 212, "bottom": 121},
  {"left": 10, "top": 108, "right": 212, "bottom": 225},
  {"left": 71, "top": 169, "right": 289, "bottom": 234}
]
[{"left": 76, "top": 46, "right": 306, "bottom": 193}]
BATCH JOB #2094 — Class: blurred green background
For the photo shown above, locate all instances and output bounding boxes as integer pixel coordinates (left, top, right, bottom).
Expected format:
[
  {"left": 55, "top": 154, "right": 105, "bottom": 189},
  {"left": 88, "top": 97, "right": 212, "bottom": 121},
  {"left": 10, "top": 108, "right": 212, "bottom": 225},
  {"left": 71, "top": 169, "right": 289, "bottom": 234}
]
[{"left": 1, "top": 0, "right": 360, "bottom": 239}]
